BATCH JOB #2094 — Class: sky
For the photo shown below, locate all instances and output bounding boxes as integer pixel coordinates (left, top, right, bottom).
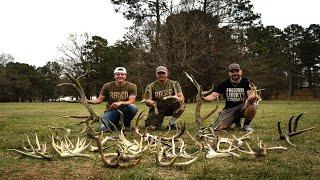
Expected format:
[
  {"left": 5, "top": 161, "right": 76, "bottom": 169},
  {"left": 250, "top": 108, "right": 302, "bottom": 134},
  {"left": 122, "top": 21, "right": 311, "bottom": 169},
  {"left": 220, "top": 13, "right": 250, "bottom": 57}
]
[{"left": 0, "top": 0, "right": 319, "bottom": 67}]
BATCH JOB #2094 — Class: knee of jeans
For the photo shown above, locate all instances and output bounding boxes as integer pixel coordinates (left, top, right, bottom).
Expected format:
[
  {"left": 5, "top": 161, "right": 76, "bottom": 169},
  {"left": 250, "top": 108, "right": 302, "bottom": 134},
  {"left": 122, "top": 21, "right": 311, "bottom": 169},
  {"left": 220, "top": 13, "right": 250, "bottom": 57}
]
[{"left": 128, "top": 104, "right": 138, "bottom": 114}]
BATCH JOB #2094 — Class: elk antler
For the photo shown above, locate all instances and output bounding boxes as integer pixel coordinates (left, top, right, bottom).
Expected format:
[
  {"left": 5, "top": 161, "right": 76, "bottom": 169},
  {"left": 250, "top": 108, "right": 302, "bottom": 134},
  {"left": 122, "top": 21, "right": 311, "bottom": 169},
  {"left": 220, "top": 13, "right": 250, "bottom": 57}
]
[
  {"left": 277, "top": 113, "right": 315, "bottom": 146},
  {"left": 57, "top": 71, "right": 101, "bottom": 138},
  {"left": 7, "top": 134, "right": 53, "bottom": 160},
  {"left": 184, "top": 72, "right": 218, "bottom": 130}
]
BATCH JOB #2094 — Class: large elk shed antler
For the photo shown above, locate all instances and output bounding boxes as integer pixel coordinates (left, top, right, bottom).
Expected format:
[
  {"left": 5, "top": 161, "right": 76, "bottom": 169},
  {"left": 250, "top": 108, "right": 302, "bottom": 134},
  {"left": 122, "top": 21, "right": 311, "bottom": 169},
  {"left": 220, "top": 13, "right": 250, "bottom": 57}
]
[
  {"left": 184, "top": 72, "right": 218, "bottom": 130},
  {"left": 277, "top": 113, "right": 315, "bottom": 146},
  {"left": 57, "top": 70, "right": 102, "bottom": 138}
]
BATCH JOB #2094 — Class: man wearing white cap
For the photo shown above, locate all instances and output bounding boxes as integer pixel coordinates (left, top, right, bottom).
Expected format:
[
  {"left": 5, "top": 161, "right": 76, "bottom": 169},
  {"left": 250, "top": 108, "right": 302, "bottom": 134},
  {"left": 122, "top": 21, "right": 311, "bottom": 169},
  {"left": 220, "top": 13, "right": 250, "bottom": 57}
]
[
  {"left": 143, "top": 66, "right": 185, "bottom": 130},
  {"left": 203, "top": 63, "right": 256, "bottom": 131},
  {"left": 87, "top": 67, "right": 138, "bottom": 131}
]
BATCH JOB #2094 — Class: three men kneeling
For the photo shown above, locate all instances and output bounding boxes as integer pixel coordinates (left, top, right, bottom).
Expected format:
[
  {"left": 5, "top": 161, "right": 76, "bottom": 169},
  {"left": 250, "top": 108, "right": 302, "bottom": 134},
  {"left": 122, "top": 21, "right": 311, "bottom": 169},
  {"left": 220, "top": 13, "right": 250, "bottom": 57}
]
[{"left": 88, "top": 63, "right": 257, "bottom": 132}]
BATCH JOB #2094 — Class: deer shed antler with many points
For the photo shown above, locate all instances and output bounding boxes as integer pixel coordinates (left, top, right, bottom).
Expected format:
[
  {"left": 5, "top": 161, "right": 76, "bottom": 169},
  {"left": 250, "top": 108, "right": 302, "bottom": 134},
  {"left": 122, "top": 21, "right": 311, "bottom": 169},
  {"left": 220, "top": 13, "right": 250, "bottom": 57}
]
[
  {"left": 57, "top": 70, "right": 101, "bottom": 138},
  {"left": 244, "top": 82, "right": 263, "bottom": 107},
  {"left": 51, "top": 135, "right": 92, "bottom": 158},
  {"left": 7, "top": 134, "right": 53, "bottom": 160},
  {"left": 277, "top": 113, "right": 315, "bottom": 146},
  {"left": 184, "top": 72, "right": 218, "bottom": 130}
]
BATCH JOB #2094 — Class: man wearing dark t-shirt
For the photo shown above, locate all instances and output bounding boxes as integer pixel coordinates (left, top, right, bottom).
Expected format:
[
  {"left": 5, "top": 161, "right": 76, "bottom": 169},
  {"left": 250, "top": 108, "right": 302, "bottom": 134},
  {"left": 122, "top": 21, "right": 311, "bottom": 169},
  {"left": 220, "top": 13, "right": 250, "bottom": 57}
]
[
  {"left": 87, "top": 67, "right": 138, "bottom": 131},
  {"left": 203, "top": 63, "right": 256, "bottom": 131}
]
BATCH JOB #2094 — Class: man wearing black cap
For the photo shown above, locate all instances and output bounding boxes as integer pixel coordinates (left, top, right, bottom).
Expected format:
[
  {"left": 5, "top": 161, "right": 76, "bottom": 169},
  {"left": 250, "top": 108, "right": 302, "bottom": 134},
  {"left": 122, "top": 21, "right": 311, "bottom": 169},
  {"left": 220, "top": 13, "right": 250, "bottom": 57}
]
[
  {"left": 203, "top": 63, "right": 256, "bottom": 131},
  {"left": 143, "top": 66, "right": 185, "bottom": 130}
]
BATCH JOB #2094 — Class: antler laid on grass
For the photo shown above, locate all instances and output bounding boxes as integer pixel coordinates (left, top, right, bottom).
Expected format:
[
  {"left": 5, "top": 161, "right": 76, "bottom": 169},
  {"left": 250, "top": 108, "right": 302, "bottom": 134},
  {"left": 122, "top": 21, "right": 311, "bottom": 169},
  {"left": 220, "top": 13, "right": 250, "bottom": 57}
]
[
  {"left": 7, "top": 134, "right": 53, "bottom": 160},
  {"left": 96, "top": 132, "right": 141, "bottom": 168},
  {"left": 51, "top": 135, "right": 92, "bottom": 158},
  {"left": 277, "top": 113, "right": 315, "bottom": 146}
]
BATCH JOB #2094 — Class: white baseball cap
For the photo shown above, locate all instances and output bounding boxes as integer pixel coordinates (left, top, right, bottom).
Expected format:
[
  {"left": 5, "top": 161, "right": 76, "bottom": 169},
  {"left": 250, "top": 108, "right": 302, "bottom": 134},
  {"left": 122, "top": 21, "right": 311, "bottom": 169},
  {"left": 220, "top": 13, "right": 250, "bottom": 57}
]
[{"left": 114, "top": 67, "right": 127, "bottom": 74}]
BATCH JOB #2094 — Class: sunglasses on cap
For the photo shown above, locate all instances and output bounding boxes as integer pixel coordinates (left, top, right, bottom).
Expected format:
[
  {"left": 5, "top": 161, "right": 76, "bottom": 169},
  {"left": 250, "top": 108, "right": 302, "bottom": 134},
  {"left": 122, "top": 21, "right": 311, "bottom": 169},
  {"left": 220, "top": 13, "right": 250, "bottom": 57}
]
[{"left": 157, "top": 71, "right": 166, "bottom": 75}]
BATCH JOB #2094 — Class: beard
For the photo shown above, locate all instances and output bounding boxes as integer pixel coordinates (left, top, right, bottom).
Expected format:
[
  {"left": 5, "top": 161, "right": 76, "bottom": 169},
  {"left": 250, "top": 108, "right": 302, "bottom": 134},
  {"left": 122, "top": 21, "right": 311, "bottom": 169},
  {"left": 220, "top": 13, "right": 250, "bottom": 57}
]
[{"left": 231, "top": 75, "right": 240, "bottom": 81}]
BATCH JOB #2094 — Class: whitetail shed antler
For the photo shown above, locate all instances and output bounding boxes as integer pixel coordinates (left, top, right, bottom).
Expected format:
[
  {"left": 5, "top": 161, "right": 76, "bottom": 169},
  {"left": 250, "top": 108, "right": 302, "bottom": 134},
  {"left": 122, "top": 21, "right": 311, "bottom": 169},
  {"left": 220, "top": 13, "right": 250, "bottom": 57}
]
[
  {"left": 7, "top": 134, "right": 53, "bottom": 160},
  {"left": 277, "top": 113, "right": 315, "bottom": 146}
]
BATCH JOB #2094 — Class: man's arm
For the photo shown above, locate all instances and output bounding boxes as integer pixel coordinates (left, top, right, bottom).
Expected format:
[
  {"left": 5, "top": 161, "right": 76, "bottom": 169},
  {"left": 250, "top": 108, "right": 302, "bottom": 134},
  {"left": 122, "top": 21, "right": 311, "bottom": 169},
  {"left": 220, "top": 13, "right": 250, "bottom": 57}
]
[
  {"left": 110, "top": 95, "right": 136, "bottom": 109},
  {"left": 203, "top": 92, "right": 220, "bottom": 102},
  {"left": 176, "top": 93, "right": 185, "bottom": 102},
  {"left": 87, "top": 95, "right": 105, "bottom": 104},
  {"left": 143, "top": 84, "right": 156, "bottom": 106}
]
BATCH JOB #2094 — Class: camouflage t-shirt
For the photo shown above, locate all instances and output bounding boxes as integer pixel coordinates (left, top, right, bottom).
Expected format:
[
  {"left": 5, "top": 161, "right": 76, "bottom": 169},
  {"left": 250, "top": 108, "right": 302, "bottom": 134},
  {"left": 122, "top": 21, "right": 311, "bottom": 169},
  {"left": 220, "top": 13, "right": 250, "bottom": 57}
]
[
  {"left": 100, "top": 81, "right": 137, "bottom": 107},
  {"left": 144, "top": 79, "right": 182, "bottom": 106}
]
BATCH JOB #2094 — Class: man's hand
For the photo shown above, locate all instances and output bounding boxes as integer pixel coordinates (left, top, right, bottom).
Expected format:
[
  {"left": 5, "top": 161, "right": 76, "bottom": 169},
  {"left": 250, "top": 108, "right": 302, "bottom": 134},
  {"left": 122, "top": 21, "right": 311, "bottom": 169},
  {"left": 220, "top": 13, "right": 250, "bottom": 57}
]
[
  {"left": 247, "top": 94, "right": 256, "bottom": 103},
  {"left": 110, "top": 101, "right": 122, "bottom": 109},
  {"left": 145, "top": 99, "right": 156, "bottom": 107},
  {"left": 178, "top": 98, "right": 184, "bottom": 102}
]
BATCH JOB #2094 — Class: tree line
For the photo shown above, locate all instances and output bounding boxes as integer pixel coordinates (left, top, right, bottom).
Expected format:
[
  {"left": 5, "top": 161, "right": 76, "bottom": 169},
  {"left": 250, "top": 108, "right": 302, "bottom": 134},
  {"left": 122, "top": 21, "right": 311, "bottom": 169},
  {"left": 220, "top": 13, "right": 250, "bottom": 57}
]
[{"left": 1, "top": 0, "right": 319, "bottom": 102}]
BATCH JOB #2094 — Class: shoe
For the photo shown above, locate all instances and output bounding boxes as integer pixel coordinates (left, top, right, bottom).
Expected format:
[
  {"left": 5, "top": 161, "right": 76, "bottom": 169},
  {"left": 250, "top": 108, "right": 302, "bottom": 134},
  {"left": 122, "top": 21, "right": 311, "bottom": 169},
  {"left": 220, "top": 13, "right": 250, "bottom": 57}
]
[
  {"left": 243, "top": 125, "right": 254, "bottom": 131},
  {"left": 166, "top": 124, "right": 176, "bottom": 130}
]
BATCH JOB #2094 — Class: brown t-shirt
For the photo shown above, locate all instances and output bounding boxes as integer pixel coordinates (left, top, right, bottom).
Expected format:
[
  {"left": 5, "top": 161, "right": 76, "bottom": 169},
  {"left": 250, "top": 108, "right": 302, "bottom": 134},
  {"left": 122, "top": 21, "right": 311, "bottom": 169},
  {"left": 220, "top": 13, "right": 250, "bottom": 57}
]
[
  {"left": 144, "top": 79, "right": 182, "bottom": 103},
  {"left": 100, "top": 81, "right": 137, "bottom": 107}
]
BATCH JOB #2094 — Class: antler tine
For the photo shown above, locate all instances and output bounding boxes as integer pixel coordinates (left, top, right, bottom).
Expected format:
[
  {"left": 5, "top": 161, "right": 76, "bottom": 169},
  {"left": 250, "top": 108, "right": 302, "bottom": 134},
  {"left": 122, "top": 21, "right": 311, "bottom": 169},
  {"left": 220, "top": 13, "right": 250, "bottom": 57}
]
[
  {"left": 117, "top": 110, "right": 125, "bottom": 131},
  {"left": 186, "top": 130, "right": 203, "bottom": 149},
  {"left": 165, "top": 122, "right": 186, "bottom": 141},
  {"left": 202, "top": 84, "right": 215, "bottom": 97},
  {"left": 285, "top": 135, "right": 296, "bottom": 147},
  {"left": 77, "top": 69, "right": 96, "bottom": 80},
  {"left": 289, "top": 127, "right": 315, "bottom": 137},
  {"left": 8, "top": 134, "right": 53, "bottom": 160},
  {"left": 237, "top": 142, "right": 256, "bottom": 155},
  {"left": 293, "top": 113, "right": 305, "bottom": 132},
  {"left": 184, "top": 72, "right": 200, "bottom": 90},
  {"left": 288, "top": 115, "right": 296, "bottom": 134},
  {"left": 25, "top": 134, "right": 35, "bottom": 151},
  {"left": 155, "top": 138, "right": 180, "bottom": 166},
  {"left": 134, "top": 110, "right": 146, "bottom": 137}
]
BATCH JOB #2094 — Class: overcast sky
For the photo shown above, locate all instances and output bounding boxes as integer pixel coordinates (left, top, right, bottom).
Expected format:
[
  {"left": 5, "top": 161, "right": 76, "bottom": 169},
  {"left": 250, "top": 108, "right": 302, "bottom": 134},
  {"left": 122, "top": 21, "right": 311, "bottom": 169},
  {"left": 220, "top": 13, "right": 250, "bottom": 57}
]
[{"left": 0, "top": 0, "right": 319, "bottom": 67}]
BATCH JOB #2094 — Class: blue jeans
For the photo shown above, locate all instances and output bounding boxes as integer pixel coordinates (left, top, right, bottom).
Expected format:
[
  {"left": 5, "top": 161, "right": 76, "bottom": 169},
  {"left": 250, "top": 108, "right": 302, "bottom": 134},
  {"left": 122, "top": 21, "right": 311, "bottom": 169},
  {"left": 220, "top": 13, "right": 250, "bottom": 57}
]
[{"left": 100, "top": 104, "right": 138, "bottom": 131}]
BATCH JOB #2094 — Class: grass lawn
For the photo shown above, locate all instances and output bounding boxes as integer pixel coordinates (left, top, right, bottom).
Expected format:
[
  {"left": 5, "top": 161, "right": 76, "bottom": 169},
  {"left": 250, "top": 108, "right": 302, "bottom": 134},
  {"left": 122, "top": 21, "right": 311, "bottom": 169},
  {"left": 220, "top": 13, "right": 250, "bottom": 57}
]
[{"left": 0, "top": 101, "right": 319, "bottom": 179}]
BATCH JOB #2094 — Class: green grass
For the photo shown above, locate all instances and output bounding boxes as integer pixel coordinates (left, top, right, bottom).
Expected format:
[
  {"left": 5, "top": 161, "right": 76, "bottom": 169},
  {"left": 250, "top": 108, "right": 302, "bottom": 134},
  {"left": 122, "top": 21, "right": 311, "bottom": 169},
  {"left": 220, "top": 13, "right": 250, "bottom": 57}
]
[{"left": 0, "top": 101, "right": 319, "bottom": 179}]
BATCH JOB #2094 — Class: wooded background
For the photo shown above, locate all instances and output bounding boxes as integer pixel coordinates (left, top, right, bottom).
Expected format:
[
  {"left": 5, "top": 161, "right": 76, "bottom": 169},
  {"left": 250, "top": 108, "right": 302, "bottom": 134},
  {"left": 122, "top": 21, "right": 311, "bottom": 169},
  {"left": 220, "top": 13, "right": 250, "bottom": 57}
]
[{"left": 1, "top": 0, "right": 319, "bottom": 102}]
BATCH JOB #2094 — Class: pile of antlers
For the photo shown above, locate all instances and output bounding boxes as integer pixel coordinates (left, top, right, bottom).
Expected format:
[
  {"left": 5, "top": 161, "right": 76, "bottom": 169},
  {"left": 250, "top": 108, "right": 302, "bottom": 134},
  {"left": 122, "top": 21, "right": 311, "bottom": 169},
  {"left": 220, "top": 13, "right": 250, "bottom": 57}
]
[{"left": 7, "top": 71, "right": 315, "bottom": 168}]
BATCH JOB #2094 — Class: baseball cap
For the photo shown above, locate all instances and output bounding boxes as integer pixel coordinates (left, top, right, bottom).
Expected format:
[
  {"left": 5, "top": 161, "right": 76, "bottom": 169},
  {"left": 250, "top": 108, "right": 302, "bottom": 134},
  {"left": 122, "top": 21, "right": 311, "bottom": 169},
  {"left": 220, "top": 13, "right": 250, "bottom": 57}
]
[
  {"left": 156, "top": 66, "right": 168, "bottom": 73},
  {"left": 228, "top": 63, "right": 241, "bottom": 71},
  {"left": 114, "top": 67, "right": 127, "bottom": 74}
]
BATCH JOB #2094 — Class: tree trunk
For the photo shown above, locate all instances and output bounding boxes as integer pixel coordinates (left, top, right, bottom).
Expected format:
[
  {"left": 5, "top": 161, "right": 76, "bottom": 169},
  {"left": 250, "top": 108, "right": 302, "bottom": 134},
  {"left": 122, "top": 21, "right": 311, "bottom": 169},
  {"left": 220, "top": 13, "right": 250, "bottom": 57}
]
[
  {"left": 203, "top": 0, "right": 208, "bottom": 13},
  {"left": 288, "top": 55, "right": 295, "bottom": 99},
  {"left": 155, "top": 0, "right": 160, "bottom": 47},
  {"left": 307, "top": 66, "right": 313, "bottom": 89}
]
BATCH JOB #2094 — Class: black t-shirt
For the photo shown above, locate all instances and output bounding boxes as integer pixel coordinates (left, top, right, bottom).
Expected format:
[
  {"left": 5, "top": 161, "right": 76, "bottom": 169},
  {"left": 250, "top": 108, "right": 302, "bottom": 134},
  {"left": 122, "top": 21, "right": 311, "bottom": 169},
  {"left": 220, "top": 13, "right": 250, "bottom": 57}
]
[{"left": 215, "top": 77, "right": 250, "bottom": 109}]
